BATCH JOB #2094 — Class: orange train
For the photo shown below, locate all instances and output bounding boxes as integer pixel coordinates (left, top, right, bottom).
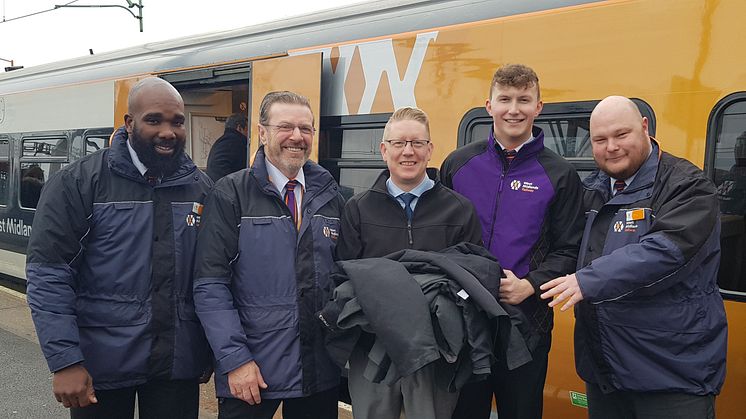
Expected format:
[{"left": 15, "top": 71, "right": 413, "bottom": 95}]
[{"left": 0, "top": 0, "right": 743, "bottom": 416}]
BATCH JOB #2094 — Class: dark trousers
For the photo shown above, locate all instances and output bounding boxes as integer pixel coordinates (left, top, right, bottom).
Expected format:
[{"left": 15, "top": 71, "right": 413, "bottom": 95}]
[
  {"left": 218, "top": 387, "right": 338, "bottom": 419},
  {"left": 586, "top": 382, "right": 716, "bottom": 419},
  {"left": 70, "top": 379, "right": 199, "bottom": 419},
  {"left": 451, "top": 337, "right": 550, "bottom": 419}
]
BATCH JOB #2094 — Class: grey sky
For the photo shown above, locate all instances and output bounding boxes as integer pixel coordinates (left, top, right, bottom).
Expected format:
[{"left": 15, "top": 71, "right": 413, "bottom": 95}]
[{"left": 0, "top": 0, "right": 364, "bottom": 68}]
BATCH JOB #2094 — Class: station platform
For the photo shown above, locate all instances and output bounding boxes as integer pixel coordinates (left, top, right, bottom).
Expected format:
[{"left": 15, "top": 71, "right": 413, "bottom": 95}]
[{"left": 0, "top": 287, "right": 352, "bottom": 419}]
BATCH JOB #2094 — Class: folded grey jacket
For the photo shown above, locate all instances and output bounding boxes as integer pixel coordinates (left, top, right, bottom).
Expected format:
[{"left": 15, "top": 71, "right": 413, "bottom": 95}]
[{"left": 318, "top": 243, "right": 532, "bottom": 390}]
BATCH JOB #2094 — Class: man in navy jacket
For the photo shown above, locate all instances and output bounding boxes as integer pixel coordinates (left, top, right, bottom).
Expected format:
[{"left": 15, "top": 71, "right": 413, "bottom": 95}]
[
  {"left": 27, "top": 77, "right": 213, "bottom": 418},
  {"left": 194, "top": 91, "right": 344, "bottom": 419},
  {"left": 541, "top": 96, "right": 727, "bottom": 419}
]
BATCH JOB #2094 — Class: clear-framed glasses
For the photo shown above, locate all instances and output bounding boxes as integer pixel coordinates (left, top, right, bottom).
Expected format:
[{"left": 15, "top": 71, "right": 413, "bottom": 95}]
[
  {"left": 383, "top": 139, "right": 430, "bottom": 149},
  {"left": 263, "top": 123, "right": 316, "bottom": 136}
]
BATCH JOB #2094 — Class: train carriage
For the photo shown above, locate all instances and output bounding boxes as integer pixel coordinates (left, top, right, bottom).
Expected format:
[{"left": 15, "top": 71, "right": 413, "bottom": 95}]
[{"left": 0, "top": 0, "right": 743, "bottom": 417}]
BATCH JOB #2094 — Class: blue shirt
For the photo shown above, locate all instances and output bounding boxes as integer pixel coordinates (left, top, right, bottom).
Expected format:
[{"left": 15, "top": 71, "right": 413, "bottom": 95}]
[{"left": 386, "top": 175, "right": 435, "bottom": 212}]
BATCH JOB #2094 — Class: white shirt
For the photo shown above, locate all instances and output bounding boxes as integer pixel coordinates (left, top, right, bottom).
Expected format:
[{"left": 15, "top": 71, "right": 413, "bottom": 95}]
[
  {"left": 265, "top": 157, "right": 305, "bottom": 216},
  {"left": 495, "top": 135, "right": 535, "bottom": 153},
  {"left": 126, "top": 139, "right": 148, "bottom": 176}
]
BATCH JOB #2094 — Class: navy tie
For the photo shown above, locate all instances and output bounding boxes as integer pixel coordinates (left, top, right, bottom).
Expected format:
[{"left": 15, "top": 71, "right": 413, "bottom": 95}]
[
  {"left": 399, "top": 193, "right": 415, "bottom": 222},
  {"left": 613, "top": 179, "right": 626, "bottom": 195}
]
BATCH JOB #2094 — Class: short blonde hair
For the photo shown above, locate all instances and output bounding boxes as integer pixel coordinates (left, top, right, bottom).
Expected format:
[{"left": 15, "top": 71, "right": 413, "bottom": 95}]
[{"left": 382, "top": 107, "right": 431, "bottom": 140}]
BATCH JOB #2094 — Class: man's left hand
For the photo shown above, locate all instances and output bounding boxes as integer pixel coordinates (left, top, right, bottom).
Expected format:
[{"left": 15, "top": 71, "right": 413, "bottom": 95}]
[
  {"left": 540, "top": 273, "right": 584, "bottom": 311},
  {"left": 499, "top": 270, "right": 535, "bottom": 305}
]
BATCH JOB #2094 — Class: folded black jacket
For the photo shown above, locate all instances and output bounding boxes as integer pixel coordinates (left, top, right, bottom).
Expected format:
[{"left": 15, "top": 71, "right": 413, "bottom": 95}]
[{"left": 318, "top": 243, "right": 532, "bottom": 391}]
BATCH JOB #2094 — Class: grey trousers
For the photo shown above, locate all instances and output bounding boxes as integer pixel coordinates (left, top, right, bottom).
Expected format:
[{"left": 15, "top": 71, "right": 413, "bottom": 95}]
[{"left": 348, "top": 347, "right": 459, "bottom": 419}]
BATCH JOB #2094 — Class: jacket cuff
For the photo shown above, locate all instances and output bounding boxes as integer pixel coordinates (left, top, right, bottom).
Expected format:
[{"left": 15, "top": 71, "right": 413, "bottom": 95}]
[
  {"left": 47, "top": 346, "right": 85, "bottom": 373},
  {"left": 216, "top": 347, "right": 254, "bottom": 375}
]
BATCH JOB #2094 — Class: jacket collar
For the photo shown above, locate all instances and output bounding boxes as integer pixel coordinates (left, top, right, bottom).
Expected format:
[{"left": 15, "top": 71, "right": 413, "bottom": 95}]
[
  {"left": 584, "top": 138, "right": 661, "bottom": 204},
  {"left": 251, "top": 146, "right": 335, "bottom": 198},
  {"left": 488, "top": 126, "right": 545, "bottom": 160},
  {"left": 371, "top": 167, "right": 440, "bottom": 194},
  {"left": 107, "top": 126, "right": 197, "bottom": 186}
]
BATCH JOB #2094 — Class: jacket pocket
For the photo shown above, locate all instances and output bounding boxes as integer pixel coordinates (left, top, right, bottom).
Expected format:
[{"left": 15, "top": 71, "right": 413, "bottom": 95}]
[
  {"left": 76, "top": 296, "right": 150, "bottom": 327},
  {"left": 238, "top": 305, "right": 297, "bottom": 335}
]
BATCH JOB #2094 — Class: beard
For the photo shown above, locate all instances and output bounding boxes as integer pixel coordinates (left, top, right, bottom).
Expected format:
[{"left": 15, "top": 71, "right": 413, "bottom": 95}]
[{"left": 129, "top": 126, "right": 185, "bottom": 178}]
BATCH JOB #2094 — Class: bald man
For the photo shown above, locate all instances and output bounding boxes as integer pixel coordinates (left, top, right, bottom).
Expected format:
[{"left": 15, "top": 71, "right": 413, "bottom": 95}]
[
  {"left": 540, "top": 96, "right": 727, "bottom": 418},
  {"left": 27, "top": 77, "right": 213, "bottom": 419}
]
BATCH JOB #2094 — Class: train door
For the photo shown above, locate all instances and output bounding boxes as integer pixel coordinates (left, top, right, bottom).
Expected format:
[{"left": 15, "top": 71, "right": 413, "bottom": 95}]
[
  {"left": 706, "top": 93, "right": 746, "bottom": 418},
  {"left": 157, "top": 65, "right": 251, "bottom": 171}
]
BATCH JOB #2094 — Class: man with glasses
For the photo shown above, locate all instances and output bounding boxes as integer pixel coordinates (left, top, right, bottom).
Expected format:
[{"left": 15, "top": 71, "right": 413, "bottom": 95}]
[
  {"left": 336, "top": 107, "right": 483, "bottom": 419},
  {"left": 194, "top": 91, "right": 344, "bottom": 419}
]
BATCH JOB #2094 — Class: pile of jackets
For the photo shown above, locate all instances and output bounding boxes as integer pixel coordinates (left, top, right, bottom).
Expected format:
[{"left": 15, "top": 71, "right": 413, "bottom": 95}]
[{"left": 318, "top": 243, "right": 532, "bottom": 391}]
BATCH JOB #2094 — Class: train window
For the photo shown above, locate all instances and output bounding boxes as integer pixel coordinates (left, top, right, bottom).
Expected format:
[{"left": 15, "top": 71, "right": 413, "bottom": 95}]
[
  {"left": 457, "top": 99, "right": 656, "bottom": 177},
  {"left": 22, "top": 137, "right": 68, "bottom": 158},
  {"left": 71, "top": 134, "right": 107, "bottom": 160},
  {"left": 20, "top": 137, "right": 69, "bottom": 210},
  {"left": 0, "top": 138, "right": 9, "bottom": 206},
  {"left": 319, "top": 114, "right": 389, "bottom": 200},
  {"left": 707, "top": 95, "right": 746, "bottom": 295}
]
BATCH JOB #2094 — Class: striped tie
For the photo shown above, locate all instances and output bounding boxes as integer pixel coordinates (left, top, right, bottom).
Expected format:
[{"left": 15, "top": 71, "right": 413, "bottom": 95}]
[
  {"left": 285, "top": 179, "right": 298, "bottom": 228},
  {"left": 613, "top": 179, "right": 626, "bottom": 195},
  {"left": 505, "top": 149, "right": 517, "bottom": 164}
]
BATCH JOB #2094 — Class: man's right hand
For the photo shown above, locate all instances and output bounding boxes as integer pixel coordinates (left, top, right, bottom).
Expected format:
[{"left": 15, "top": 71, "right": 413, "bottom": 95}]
[
  {"left": 52, "top": 364, "right": 97, "bottom": 408},
  {"left": 228, "top": 360, "right": 268, "bottom": 405}
]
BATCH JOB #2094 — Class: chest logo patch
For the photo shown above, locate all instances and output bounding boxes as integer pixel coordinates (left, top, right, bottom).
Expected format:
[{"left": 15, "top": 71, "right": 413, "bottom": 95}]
[
  {"left": 323, "top": 225, "right": 339, "bottom": 240},
  {"left": 510, "top": 179, "right": 539, "bottom": 193},
  {"left": 186, "top": 202, "right": 203, "bottom": 227},
  {"left": 613, "top": 220, "right": 624, "bottom": 233}
]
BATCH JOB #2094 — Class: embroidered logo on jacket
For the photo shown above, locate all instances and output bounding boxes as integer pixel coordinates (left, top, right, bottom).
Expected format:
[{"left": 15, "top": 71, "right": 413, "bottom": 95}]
[
  {"left": 510, "top": 179, "right": 539, "bottom": 193},
  {"left": 186, "top": 202, "right": 203, "bottom": 227},
  {"left": 613, "top": 221, "right": 624, "bottom": 233},
  {"left": 323, "top": 225, "right": 339, "bottom": 240}
]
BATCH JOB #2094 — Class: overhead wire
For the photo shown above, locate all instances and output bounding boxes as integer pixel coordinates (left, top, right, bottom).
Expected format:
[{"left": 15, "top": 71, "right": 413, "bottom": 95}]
[{"left": 0, "top": 0, "right": 79, "bottom": 24}]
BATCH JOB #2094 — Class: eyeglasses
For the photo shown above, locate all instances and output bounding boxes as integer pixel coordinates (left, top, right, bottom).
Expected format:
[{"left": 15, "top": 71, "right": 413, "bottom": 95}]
[
  {"left": 383, "top": 139, "right": 431, "bottom": 149},
  {"left": 263, "top": 124, "right": 316, "bottom": 136}
]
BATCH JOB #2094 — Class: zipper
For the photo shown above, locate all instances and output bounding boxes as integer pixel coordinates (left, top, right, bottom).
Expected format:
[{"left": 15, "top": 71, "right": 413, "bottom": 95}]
[
  {"left": 486, "top": 163, "right": 508, "bottom": 250},
  {"left": 407, "top": 221, "right": 413, "bottom": 245}
]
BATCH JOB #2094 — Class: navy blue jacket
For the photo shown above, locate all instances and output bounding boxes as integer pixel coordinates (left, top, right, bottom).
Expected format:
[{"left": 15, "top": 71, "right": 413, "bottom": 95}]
[
  {"left": 575, "top": 141, "right": 728, "bottom": 395},
  {"left": 194, "top": 147, "right": 344, "bottom": 399},
  {"left": 26, "top": 127, "right": 213, "bottom": 390}
]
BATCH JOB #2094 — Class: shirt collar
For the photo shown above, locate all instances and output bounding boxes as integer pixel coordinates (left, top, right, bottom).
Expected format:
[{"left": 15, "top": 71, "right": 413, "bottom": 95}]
[
  {"left": 495, "top": 134, "right": 535, "bottom": 153},
  {"left": 126, "top": 139, "right": 148, "bottom": 176},
  {"left": 609, "top": 143, "right": 654, "bottom": 192},
  {"left": 265, "top": 156, "right": 305, "bottom": 194},
  {"left": 386, "top": 174, "right": 434, "bottom": 198}
]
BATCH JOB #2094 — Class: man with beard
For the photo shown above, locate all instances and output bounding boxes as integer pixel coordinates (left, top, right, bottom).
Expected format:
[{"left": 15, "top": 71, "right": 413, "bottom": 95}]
[
  {"left": 194, "top": 91, "right": 344, "bottom": 419},
  {"left": 26, "top": 77, "right": 213, "bottom": 419}
]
